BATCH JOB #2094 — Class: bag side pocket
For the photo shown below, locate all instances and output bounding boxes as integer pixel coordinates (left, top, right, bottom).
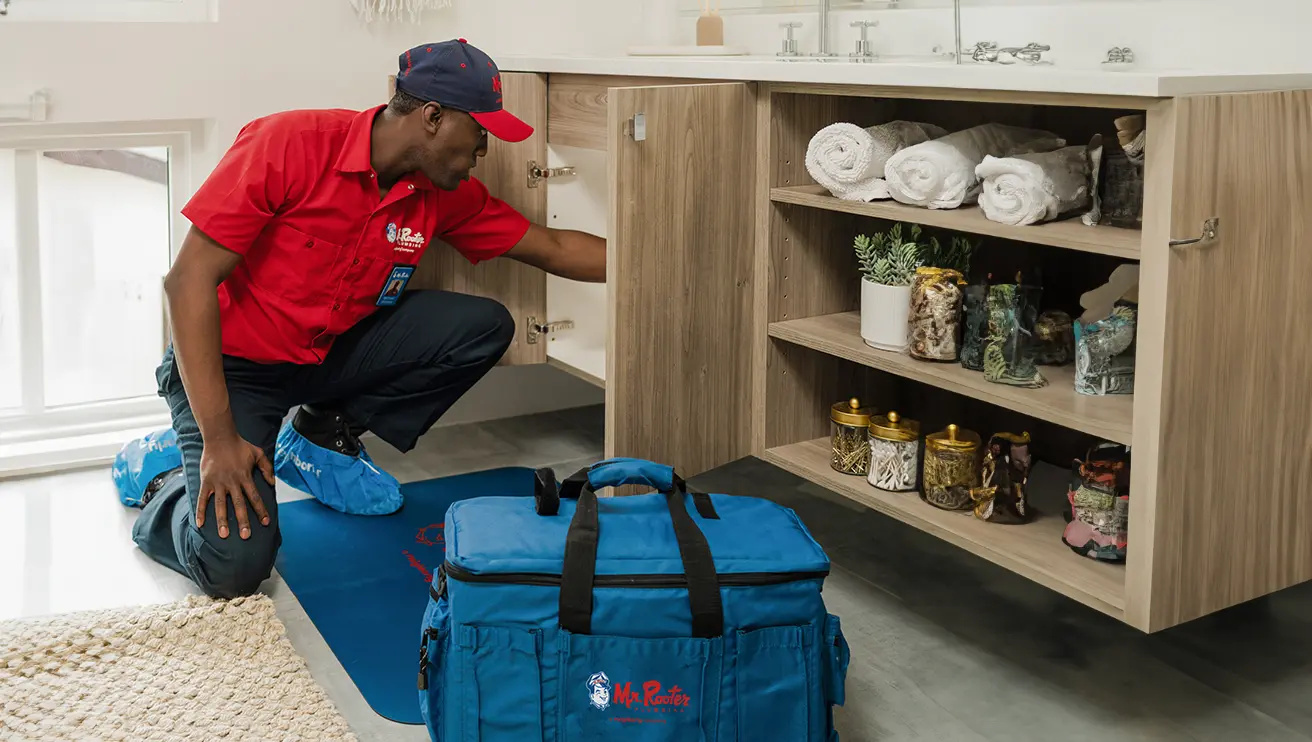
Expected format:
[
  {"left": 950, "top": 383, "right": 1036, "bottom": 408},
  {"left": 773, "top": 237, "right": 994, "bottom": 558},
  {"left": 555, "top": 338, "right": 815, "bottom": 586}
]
[
  {"left": 458, "top": 625, "right": 545, "bottom": 742},
  {"left": 419, "top": 597, "right": 451, "bottom": 741},
  {"left": 823, "top": 614, "right": 850, "bottom": 709},
  {"left": 736, "top": 625, "right": 812, "bottom": 742}
]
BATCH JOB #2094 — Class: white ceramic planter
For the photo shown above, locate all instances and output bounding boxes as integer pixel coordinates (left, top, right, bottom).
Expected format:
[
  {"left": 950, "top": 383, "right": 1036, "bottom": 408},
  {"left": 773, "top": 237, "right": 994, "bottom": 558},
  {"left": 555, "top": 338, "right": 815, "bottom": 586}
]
[{"left": 861, "top": 278, "right": 912, "bottom": 352}]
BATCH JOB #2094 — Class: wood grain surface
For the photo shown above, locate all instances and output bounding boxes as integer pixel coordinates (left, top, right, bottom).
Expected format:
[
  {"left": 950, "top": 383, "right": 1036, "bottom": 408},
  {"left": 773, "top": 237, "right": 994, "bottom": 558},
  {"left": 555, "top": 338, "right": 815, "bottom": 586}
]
[
  {"left": 1124, "top": 99, "right": 1177, "bottom": 631},
  {"left": 763, "top": 437, "right": 1127, "bottom": 618},
  {"left": 410, "top": 72, "right": 550, "bottom": 366},
  {"left": 767, "top": 82, "right": 1158, "bottom": 110},
  {"left": 1145, "top": 90, "right": 1312, "bottom": 630},
  {"left": 771, "top": 185, "right": 1143, "bottom": 260},
  {"left": 605, "top": 82, "right": 758, "bottom": 477},
  {"left": 547, "top": 74, "right": 694, "bottom": 150},
  {"left": 770, "top": 312, "right": 1135, "bottom": 444}
]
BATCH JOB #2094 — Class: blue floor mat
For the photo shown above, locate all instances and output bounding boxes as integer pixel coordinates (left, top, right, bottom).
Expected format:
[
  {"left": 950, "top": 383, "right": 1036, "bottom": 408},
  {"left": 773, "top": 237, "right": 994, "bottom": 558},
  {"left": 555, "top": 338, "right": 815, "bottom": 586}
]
[{"left": 275, "top": 466, "right": 536, "bottom": 724}]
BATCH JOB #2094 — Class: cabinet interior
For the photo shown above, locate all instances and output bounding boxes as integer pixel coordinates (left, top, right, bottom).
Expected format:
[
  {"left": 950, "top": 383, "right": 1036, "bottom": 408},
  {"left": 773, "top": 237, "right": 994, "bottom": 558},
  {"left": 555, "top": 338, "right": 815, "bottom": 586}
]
[{"left": 759, "top": 89, "right": 1150, "bottom": 620}]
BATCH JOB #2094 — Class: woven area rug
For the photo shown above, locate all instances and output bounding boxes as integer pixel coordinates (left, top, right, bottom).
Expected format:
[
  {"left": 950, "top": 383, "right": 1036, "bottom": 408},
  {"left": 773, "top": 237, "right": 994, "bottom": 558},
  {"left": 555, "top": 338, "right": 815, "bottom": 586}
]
[{"left": 0, "top": 595, "right": 357, "bottom": 741}]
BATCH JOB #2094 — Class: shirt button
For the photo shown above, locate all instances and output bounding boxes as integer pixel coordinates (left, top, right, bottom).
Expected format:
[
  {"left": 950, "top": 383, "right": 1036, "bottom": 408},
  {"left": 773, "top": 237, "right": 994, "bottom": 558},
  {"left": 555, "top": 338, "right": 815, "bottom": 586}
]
[
  {"left": 332, "top": 303, "right": 340, "bottom": 311},
  {"left": 408, "top": 184, "right": 415, "bottom": 191},
  {"left": 352, "top": 258, "right": 360, "bottom": 266},
  {"left": 305, "top": 239, "right": 314, "bottom": 248}
]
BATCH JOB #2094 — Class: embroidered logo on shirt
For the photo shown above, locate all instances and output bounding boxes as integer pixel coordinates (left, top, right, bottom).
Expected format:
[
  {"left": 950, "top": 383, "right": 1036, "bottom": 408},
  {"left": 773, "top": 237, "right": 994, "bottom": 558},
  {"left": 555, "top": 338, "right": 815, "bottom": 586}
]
[{"left": 386, "top": 223, "right": 425, "bottom": 254}]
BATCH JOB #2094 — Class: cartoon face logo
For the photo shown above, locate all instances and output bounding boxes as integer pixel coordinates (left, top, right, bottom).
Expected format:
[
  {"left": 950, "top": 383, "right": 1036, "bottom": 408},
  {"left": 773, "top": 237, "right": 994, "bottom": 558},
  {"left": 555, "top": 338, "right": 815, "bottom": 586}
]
[
  {"left": 586, "top": 671, "right": 611, "bottom": 711},
  {"left": 386, "top": 223, "right": 398, "bottom": 244}
]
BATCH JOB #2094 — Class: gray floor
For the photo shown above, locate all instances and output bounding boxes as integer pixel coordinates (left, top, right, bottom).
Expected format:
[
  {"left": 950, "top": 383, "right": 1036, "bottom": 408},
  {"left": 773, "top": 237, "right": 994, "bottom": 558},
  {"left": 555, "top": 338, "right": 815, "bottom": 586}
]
[{"left": 4, "top": 404, "right": 1312, "bottom": 741}]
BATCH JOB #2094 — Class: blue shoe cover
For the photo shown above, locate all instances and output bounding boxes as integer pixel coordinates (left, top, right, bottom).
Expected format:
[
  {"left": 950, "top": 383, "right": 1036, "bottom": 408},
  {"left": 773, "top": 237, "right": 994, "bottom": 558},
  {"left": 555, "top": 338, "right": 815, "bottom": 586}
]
[
  {"left": 111, "top": 427, "right": 182, "bottom": 507},
  {"left": 273, "top": 423, "right": 403, "bottom": 516}
]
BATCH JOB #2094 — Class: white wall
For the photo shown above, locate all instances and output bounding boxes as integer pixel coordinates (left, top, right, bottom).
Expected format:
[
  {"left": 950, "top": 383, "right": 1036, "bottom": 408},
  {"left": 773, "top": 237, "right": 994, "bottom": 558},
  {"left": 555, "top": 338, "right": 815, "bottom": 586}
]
[
  {"left": 701, "top": 0, "right": 1311, "bottom": 73},
  {"left": 0, "top": 0, "right": 623, "bottom": 427},
  {"left": 0, "top": 0, "right": 642, "bottom": 168}
]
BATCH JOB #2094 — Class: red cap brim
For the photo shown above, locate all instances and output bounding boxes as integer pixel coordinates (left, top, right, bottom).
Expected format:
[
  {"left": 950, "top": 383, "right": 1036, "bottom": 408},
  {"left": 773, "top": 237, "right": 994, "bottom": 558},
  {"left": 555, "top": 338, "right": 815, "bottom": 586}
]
[{"left": 471, "top": 109, "right": 534, "bottom": 143}]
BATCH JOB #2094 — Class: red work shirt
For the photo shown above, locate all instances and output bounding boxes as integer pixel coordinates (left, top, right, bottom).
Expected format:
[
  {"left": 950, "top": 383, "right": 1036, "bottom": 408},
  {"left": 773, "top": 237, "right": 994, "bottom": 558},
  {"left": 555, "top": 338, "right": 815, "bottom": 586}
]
[{"left": 181, "top": 105, "right": 531, "bottom": 365}]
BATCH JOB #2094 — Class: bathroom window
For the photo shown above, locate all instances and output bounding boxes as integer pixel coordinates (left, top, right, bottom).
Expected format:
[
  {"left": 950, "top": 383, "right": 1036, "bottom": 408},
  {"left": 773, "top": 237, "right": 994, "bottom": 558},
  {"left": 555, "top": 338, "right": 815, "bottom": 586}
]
[
  {"left": 0, "top": 0, "right": 214, "bottom": 23},
  {"left": 0, "top": 126, "right": 196, "bottom": 472}
]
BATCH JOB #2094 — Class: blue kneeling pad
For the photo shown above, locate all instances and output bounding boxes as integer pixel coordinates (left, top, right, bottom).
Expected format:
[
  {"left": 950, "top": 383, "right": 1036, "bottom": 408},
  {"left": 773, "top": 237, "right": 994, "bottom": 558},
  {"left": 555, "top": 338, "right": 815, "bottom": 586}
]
[
  {"left": 112, "top": 427, "right": 182, "bottom": 507},
  {"left": 274, "top": 423, "right": 403, "bottom": 516}
]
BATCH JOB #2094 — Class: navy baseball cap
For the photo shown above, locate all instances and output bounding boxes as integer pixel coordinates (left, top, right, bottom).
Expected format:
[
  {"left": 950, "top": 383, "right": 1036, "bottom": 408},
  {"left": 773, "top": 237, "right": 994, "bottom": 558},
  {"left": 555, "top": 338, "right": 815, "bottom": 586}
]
[{"left": 395, "top": 39, "right": 533, "bottom": 143}]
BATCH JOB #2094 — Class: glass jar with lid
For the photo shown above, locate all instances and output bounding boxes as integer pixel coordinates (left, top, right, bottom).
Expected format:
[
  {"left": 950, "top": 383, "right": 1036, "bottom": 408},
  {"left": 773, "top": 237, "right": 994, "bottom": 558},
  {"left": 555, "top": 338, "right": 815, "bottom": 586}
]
[
  {"left": 921, "top": 423, "right": 981, "bottom": 510},
  {"left": 830, "top": 397, "right": 874, "bottom": 475},
  {"left": 866, "top": 410, "right": 920, "bottom": 492}
]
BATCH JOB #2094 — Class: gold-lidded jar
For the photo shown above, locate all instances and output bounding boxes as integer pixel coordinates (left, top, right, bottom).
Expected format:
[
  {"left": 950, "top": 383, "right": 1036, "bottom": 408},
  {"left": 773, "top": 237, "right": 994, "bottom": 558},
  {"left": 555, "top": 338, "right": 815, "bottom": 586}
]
[
  {"left": 867, "top": 410, "right": 921, "bottom": 492},
  {"left": 830, "top": 397, "right": 874, "bottom": 476},
  {"left": 921, "top": 423, "right": 982, "bottom": 510}
]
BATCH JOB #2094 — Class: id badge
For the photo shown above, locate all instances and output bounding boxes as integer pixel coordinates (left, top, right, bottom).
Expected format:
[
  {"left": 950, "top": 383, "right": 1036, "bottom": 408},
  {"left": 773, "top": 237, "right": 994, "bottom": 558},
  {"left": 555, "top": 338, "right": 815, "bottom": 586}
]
[{"left": 376, "top": 264, "right": 416, "bottom": 307}]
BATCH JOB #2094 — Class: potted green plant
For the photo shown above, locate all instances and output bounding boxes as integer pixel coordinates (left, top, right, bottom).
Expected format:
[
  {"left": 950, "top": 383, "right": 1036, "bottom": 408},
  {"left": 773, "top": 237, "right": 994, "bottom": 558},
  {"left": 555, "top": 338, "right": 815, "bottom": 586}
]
[
  {"left": 855, "top": 223, "right": 925, "bottom": 351},
  {"left": 922, "top": 234, "right": 977, "bottom": 277}
]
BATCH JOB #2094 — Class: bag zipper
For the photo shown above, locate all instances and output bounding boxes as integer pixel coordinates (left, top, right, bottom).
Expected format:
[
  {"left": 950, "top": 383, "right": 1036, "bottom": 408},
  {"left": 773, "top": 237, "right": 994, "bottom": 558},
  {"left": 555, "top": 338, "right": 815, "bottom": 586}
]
[{"left": 442, "top": 560, "right": 828, "bottom": 588}]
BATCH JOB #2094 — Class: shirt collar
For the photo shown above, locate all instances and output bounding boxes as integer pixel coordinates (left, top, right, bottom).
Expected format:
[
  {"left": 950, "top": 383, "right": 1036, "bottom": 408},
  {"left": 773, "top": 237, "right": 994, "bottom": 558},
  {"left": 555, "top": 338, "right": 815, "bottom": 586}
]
[{"left": 334, "top": 104, "right": 436, "bottom": 192}]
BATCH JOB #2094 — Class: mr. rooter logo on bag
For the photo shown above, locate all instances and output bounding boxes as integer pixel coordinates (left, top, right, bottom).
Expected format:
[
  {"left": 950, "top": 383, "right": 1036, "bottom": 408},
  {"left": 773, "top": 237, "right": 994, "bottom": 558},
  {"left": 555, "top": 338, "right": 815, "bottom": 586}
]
[{"left": 586, "top": 671, "right": 692, "bottom": 721}]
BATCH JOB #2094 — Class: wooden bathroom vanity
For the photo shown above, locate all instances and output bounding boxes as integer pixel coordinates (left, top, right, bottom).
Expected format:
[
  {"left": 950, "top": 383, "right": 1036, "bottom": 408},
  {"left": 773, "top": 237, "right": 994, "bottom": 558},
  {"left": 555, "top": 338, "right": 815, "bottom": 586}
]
[{"left": 394, "top": 58, "right": 1312, "bottom": 633}]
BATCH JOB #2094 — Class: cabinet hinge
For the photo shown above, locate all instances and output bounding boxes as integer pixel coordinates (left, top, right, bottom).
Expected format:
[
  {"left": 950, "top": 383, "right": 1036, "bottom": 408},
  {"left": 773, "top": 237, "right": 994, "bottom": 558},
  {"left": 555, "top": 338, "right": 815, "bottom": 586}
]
[
  {"left": 527, "top": 160, "right": 576, "bottom": 189},
  {"left": 527, "top": 316, "right": 575, "bottom": 345}
]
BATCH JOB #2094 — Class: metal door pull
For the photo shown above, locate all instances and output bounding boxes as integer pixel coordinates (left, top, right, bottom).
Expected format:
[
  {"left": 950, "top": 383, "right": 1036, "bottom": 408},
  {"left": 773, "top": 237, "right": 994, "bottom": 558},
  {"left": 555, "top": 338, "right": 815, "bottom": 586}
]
[{"left": 1169, "top": 217, "right": 1220, "bottom": 248}]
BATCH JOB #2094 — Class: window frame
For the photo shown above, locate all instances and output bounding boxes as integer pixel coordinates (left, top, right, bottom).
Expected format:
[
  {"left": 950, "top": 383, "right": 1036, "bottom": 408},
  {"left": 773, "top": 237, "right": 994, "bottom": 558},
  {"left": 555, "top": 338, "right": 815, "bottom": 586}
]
[
  {"left": 0, "top": 0, "right": 214, "bottom": 23},
  {"left": 0, "top": 120, "right": 205, "bottom": 475}
]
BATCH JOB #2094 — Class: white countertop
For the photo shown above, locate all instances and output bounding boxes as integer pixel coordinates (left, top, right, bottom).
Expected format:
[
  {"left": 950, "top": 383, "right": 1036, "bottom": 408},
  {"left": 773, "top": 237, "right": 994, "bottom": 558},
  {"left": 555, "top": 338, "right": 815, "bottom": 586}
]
[{"left": 498, "top": 54, "right": 1312, "bottom": 98}]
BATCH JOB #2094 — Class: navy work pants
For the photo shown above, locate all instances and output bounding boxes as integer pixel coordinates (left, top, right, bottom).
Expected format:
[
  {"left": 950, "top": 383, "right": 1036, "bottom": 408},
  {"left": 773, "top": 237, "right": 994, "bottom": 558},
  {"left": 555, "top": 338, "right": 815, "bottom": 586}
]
[{"left": 131, "top": 290, "right": 514, "bottom": 598}]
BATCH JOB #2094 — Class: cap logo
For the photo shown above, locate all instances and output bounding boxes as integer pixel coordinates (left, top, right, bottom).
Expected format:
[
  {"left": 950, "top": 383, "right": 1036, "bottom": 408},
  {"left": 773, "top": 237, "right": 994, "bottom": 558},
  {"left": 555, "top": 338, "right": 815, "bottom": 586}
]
[{"left": 492, "top": 74, "right": 502, "bottom": 94}]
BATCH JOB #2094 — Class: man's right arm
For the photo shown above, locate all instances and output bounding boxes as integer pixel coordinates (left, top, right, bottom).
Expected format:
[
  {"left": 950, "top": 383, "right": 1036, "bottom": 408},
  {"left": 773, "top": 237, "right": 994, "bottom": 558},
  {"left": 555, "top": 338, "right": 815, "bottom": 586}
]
[
  {"left": 167, "top": 116, "right": 292, "bottom": 541},
  {"left": 164, "top": 228, "right": 274, "bottom": 541},
  {"left": 164, "top": 228, "right": 243, "bottom": 447}
]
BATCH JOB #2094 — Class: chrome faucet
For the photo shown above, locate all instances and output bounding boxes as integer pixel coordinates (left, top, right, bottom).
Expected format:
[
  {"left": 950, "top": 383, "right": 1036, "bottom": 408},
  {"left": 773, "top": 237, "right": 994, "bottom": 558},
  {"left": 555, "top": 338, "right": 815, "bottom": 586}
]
[{"left": 809, "top": 0, "right": 836, "bottom": 57}]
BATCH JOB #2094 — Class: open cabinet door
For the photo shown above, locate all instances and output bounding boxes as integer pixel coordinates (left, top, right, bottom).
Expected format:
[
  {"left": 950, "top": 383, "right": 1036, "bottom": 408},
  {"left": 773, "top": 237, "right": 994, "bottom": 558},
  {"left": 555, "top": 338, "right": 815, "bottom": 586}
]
[
  {"left": 606, "top": 83, "right": 757, "bottom": 477},
  {"left": 1142, "top": 90, "right": 1312, "bottom": 630},
  {"left": 391, "top": 72, "right": 550, "bottom": 365}
]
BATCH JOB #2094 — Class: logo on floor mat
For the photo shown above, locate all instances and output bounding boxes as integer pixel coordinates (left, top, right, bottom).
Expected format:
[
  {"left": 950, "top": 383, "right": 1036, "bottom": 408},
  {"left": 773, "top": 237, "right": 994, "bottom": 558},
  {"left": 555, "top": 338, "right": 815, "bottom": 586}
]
[{"left": 587, "top": 672, "right": 612, "bottom": 710}]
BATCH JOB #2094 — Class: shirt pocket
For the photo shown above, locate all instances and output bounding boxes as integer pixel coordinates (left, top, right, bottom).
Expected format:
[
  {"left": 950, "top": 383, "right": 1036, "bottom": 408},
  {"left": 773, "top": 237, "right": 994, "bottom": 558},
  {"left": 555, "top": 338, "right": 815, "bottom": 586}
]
[{"left": 245, "top": 222, "right": 344, "bottom": 308}]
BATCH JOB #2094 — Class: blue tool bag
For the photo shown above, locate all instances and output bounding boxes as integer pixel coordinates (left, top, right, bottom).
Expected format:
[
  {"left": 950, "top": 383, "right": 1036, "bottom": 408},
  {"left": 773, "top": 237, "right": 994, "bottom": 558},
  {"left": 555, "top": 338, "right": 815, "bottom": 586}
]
[{"left": 417, "top": 457, "right": 851, "bottom": 741}]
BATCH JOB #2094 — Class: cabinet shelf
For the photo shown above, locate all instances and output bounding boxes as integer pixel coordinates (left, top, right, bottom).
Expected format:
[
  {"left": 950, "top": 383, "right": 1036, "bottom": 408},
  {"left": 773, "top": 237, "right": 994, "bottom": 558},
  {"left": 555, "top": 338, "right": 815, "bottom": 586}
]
[
  {"left": 768, "top": 311, "right": 1134, "bottom": 444},
  {"left": 762, "top": 437, "right": 1127, "bottom": 619},
  {"left": 770, "top": 185, "right": 1142, "bottom": 260}
]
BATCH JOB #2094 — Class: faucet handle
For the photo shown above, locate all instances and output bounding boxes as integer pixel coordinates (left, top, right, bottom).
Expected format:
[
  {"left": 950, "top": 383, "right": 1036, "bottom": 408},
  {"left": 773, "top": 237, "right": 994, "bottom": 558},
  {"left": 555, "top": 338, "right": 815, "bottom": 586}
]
[
  {"left": 778, "top": 21, "right": 802, "bottom": 57},
  {"left": 850, "top": 20, "right": 878, "bottom": 58}
]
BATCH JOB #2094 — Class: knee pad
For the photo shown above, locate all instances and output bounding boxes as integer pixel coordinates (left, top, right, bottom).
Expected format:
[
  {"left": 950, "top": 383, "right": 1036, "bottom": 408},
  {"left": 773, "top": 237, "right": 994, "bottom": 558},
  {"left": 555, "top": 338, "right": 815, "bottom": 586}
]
[
  {"left": 111, "top": 427, "right": 183, "bottom": 507},
  {"left": 273, "top": 423, "right": 403, "bottom": 516}
]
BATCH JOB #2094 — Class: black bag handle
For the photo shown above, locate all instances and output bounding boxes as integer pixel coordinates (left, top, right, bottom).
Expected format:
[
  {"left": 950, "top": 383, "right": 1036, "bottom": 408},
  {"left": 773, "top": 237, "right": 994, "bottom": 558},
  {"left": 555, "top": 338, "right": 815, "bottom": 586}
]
[
  {"left": 558, "top": 484, "right": 724, "bottom": 639},
  {"left": 534, "top": 467, "right": 561, "bottom": 516},
  {"left": 535, "top": 461, "right": 719, "bottom": 520}
]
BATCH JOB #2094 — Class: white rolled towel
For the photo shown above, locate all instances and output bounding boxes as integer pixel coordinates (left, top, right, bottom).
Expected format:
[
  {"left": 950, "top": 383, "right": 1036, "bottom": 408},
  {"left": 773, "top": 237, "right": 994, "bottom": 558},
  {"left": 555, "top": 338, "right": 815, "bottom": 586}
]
[
  {"left": 976, "top": 145, "right": 1093, "bottom": 226},
  {"left": 884, "top": 124, "right": 1067, "bottom": 210},
  {"left": 806, "top": 121, "right": 948, "bottom": 202}
]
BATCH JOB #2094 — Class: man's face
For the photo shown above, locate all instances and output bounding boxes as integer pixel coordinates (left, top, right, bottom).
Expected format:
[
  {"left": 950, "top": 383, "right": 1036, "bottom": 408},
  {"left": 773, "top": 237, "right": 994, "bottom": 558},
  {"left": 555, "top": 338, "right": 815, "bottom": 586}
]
[{"left": 416, "top": 104, "right": 489, "bottom": 191}]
